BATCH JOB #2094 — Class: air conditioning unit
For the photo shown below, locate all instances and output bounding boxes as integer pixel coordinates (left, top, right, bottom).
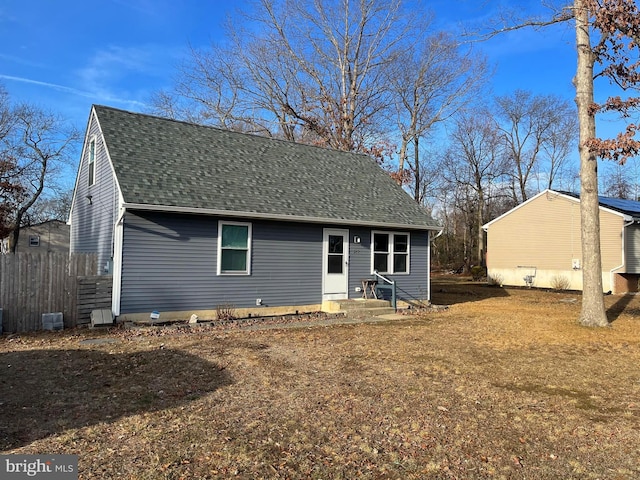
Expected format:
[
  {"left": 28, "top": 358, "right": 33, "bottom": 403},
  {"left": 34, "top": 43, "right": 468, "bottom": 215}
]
[
  {"left": 42, "top": 312, "right": 64, "bottom": 331},
  {"left": 91, "top": 309, "right": 113, "bottom": 327}
]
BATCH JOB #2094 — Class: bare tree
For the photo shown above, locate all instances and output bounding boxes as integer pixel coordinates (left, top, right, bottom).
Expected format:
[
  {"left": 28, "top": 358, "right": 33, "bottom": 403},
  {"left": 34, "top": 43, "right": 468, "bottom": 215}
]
[
  {"left": 154, "top": 0, "right": 415, "bottom": 160},
  {"left": 389, "top": 31, "right": 489, "bottom": 187},
  {"left": 494, "top": 90, "right": 577, "bottom": 203},
  {"left": 445, "top": 111, "right": 507, "bottom": 266},
  {"left": 0, "top": 87, "right": 24, "bottom": 238},
  {"left": 0, "top": 155, "right": 24, "bottom": 238},
  {"left": 0, "top": 97, "right": 78, "bottom": 252},
  {"left": 543, "top": 104, "right": 579, "bottom": 190},
  {"left": 25, "top": 189, "right": 73, "bottom": 225}
]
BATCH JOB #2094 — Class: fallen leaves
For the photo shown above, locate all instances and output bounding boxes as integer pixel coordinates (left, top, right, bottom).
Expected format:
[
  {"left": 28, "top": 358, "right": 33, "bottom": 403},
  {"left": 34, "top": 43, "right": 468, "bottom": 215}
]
[{"left": 1, "top": 278, "right": 640, "bottom": 478}]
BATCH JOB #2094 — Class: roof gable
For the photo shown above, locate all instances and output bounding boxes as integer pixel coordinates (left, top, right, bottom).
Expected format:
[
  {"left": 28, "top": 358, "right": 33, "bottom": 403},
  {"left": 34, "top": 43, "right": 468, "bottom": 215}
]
[
  {"left": 484, "top": 189, "right": 640, "bottom": 230},
  {"left": 93, "top": 105, "right": 439, "bottom": 229}
]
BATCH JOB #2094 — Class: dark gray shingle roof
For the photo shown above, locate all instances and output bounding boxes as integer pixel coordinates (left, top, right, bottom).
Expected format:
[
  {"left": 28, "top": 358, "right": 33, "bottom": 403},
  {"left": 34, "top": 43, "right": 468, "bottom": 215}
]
[{"left": 94, "top": 105, "right": 439, "bottom": 229}]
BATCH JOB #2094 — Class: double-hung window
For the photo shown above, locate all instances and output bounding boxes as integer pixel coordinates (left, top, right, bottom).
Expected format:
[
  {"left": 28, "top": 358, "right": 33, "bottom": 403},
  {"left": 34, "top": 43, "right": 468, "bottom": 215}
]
[
  {"left": 372, "top": 231, "right": 409, "bottom": 274},
  {"left": 88, "top": 137, "right": 96, "bottom": 187},
  {"left": 217, "top": 221, "right": 252, "bottom": 275}
]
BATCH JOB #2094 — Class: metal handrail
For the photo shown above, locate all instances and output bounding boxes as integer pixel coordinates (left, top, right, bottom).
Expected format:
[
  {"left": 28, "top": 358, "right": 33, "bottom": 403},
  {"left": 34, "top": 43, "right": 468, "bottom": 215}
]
[
  {"left": 373, "top": 270, "right": 396, "bottom": 311},
  {"left": 373, "top": 270, "right": 393, "bottom": 284}
]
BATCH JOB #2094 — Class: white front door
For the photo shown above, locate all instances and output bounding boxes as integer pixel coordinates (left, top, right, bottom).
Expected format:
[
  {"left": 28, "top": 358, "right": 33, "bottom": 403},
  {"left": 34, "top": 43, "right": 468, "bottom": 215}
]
[{"left": 322, "top": 228, "right": 349, "bottom": 300}]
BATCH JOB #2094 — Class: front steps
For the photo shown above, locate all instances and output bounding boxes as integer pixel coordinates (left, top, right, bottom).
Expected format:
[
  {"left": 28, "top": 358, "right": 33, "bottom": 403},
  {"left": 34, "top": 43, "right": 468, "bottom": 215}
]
[{"left": 322, "top": 298, "right": 396, "bottom": 317}]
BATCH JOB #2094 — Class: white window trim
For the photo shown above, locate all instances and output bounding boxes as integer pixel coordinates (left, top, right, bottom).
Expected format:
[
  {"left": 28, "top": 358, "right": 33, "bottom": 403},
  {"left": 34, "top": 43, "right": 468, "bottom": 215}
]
[
  {"left": 88, "top": 135, "right": 97, "bottom": 187},
  {"left": 371, "top": 230, "right": 410, "bottom": 275},
  {"left": 29, "top": 235, "right": 40, "bottom": 247},
  {"left": 217, "top": 220, "right": 252, "bottom": 275}
]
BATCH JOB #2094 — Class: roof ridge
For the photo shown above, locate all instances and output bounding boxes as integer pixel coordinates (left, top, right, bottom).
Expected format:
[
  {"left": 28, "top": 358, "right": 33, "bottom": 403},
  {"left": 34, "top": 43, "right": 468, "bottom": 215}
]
[
  {"left": 91, "top": 104, "right": 439, "bottom": 229},
  {"left": 92, "top": 104, "right": 374, "bottom": 159}
]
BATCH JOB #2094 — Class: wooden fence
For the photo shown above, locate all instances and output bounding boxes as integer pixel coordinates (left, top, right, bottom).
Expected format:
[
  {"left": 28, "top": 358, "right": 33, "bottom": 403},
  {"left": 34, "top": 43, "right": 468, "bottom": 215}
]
[
  {"left": 77, "top": 275, "right": 113, "bottom": 325},
  {"left": 0, "top": 253, "right": 112, "bottom": 333}
]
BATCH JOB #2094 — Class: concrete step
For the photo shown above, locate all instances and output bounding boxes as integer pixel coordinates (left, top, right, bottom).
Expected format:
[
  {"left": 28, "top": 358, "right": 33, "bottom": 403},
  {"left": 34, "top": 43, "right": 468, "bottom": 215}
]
[
  {"left": 330, "top": 299, "right": 391, "bottom": 311},
  {"left": 322, "top": 298, "right": 395, "bottom": 317},
  {"left": 345, "top": 307, "right": 397, "bottom": 317}
]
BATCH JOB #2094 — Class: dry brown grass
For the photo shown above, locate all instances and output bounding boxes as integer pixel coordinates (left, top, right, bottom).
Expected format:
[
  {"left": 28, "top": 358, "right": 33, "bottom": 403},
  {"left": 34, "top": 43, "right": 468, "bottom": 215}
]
[{"left": 2, "top": 277, "right": 640, "bottom": 479}]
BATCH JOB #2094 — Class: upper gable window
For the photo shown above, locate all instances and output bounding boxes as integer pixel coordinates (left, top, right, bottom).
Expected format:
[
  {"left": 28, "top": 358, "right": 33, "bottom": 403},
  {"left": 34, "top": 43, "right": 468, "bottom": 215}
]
[
  {"left": 29, "top": 235, "right": 40, "bottom": 247},
  {"left": 217, "top": 221, "right": 252, "bottom": 275},
  {"left": 88, "top": 137, "right": 96, "bottom": 187},
  {"left": 372, "top": 231, "right": 410, "bottom": 274}
]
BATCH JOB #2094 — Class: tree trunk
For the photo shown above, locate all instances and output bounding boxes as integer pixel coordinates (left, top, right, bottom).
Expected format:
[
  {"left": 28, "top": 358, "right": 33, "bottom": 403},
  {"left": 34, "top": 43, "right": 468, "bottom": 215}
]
[
  {"left": 477, "top": 186, "right": 485, "bottom": 266},
  {"left": 574, "top": 0, "right": 608, "bottom": 327},
  {"left": 413, "top": 136, "right": 420, "bottom": 202}
]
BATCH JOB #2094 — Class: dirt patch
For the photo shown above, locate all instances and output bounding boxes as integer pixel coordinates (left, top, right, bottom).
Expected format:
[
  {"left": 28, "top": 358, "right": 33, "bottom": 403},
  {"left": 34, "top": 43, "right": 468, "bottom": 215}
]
[{"left": 1, "top": 277, "right": 640, "bottom": 479}]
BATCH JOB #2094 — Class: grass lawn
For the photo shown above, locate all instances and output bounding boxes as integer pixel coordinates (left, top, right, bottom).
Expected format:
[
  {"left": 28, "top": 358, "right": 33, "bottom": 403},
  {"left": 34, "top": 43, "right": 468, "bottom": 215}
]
[{"left": 2, "top": 277, "right": 640, "bottom": 479}]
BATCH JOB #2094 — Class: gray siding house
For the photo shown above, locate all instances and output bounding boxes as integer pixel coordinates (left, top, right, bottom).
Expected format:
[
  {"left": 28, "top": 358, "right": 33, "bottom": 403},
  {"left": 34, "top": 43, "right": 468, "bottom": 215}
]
[{"left": 69, "top": 105, "right": 441, "bottom": 321}]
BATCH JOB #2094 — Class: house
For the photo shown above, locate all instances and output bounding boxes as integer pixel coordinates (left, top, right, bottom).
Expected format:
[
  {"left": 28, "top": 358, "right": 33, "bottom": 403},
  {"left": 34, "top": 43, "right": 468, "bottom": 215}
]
[
  {"left": 1, "top": 220, "right": 70, "bottom": 254},
  {"left": 483, "top": 189, "right": 640, "bottom": 294},
  {"left": 68, "top": 105, "right": 441, "bottom": 321}
]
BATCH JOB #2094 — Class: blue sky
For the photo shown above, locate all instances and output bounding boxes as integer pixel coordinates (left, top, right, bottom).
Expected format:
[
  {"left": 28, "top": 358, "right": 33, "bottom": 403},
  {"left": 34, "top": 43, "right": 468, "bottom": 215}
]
[{"left": 0, "top": 1, "right": 599, "bottom": 189}]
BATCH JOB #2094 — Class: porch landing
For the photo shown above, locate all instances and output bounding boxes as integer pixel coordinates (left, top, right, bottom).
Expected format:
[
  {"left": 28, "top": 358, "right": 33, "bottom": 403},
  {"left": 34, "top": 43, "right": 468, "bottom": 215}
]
[{"left": 322, "top": 298, "right": 396, "bottom": 317}]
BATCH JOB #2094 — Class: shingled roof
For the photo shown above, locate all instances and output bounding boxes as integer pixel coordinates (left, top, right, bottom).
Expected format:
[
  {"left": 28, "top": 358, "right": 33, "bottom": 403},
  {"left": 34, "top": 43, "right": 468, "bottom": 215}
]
[
  {"left": 558, "top": 191, "right": 640, "bottom": 220},
  {"left": 94, "top": 105, "right": 439, "bottom": 230}
]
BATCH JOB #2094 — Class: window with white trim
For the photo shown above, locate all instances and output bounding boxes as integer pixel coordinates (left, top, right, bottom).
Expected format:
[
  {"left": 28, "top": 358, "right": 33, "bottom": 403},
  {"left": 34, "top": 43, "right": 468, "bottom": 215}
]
[
  {"left": 88, "top": 136, "right": 96, "bottom": 186},
  {"left": 29, "top": 235, "right": 40, "bottom": 247},
  {"left": 372, "top": 231, "right": 409, "bottom": 274},
  {"left": 217, "top": 221, "right": 252, "bottom": 275}
]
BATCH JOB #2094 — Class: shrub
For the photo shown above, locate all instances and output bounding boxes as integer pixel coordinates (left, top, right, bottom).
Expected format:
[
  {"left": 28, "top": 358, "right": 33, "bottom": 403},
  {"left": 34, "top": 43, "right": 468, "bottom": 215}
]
[
  {"left": 551, "top": 275, "right": 571, "bottom": 291},
  {"left": 487, "top": 273, "right": 504, "bottom": 287},
  {"left": 470, "top": 266, "right": 486, "bottom": 281},
  {"left": 216, "top": 303, "right": 237, "bottom": 322}
]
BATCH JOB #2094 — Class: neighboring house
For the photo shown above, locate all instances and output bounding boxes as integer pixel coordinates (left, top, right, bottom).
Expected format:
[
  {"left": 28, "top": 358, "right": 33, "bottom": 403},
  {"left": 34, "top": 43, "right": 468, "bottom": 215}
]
[
  {"left": 69, "top": 105, "right": 441, "bottom": 321},
  {"left": 483, "top": 189, "right": 640, "bottom": 294},
  {"left": 1, "top": 220, "right": 70, "bottom": 254}
]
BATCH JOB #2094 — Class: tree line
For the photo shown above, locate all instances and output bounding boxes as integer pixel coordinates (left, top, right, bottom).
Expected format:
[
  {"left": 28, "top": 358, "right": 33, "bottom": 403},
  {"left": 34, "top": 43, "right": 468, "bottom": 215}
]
[{"left": 3, "top": 0, "right": 639, "bottom": 328}]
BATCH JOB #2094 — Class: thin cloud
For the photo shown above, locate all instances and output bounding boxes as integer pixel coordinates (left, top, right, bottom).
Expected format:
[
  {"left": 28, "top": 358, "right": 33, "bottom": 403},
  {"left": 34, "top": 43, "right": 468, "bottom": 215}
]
[
  {"left": 0, "top": 74, "right": 94, "bottom": 97},
  {"left": 0, "top": 74, "right": 147, "bottom": 109}
]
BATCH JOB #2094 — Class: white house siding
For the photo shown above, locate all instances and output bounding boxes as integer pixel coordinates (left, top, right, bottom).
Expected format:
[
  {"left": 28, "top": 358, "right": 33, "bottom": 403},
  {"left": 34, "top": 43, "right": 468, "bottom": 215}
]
[{"left": 486, "top": 191, "right": 624, "bottom": 292}]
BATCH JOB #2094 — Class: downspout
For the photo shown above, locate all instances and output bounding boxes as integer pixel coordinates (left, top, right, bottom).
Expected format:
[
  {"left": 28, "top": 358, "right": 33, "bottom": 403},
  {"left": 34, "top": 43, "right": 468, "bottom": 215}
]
[
  {"left": 111, "top": 206, "right": 126, "bottom": 317},
  {"left": 610, "top": 217, "right": 634, "bottom": 294}
]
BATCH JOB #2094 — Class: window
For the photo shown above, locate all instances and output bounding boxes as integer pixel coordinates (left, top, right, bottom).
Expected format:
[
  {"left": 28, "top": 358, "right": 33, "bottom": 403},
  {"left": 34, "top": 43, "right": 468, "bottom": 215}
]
[
  {"left": 327, "top": 234, "right": 344, "bottom": 274},
  {"left": 217, "top": 221, "right": 251, "bottom": 275},
  {"left": 372, "top": 231, "right": 409, "bottom": 274},
  {"left": 29, "top": 235, "right": 40, "bottom": 247},
  {"left": 88, "top": 137, "right": 96, "bottom": 186}
]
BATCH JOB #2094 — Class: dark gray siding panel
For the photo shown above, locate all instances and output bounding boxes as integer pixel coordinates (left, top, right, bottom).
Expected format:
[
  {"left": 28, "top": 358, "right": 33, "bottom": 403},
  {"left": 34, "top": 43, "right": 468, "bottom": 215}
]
[
  {"left": 70, "top": 112, "right": 118, "bottom": 273},
  {"left": 120, "top": 212, "right": 323, "bottom": 313},
  {"left": 625, "top": 224, "right": 640, "bottom": 273},
  {"left": 348, "top": 228, "right": 429, "bottom": 303},
  {"left": 348, "top": 226, "right": 373, "bottom": 298},
  {"left": 120, "top": 212, "right": 431, "bottom": 314}
]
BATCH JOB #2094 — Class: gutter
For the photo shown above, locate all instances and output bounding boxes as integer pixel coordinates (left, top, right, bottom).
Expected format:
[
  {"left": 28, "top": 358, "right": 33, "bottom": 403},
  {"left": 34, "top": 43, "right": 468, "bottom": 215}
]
[{"left": 121, "top": 202, "right": 442, "bottom": 231}]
